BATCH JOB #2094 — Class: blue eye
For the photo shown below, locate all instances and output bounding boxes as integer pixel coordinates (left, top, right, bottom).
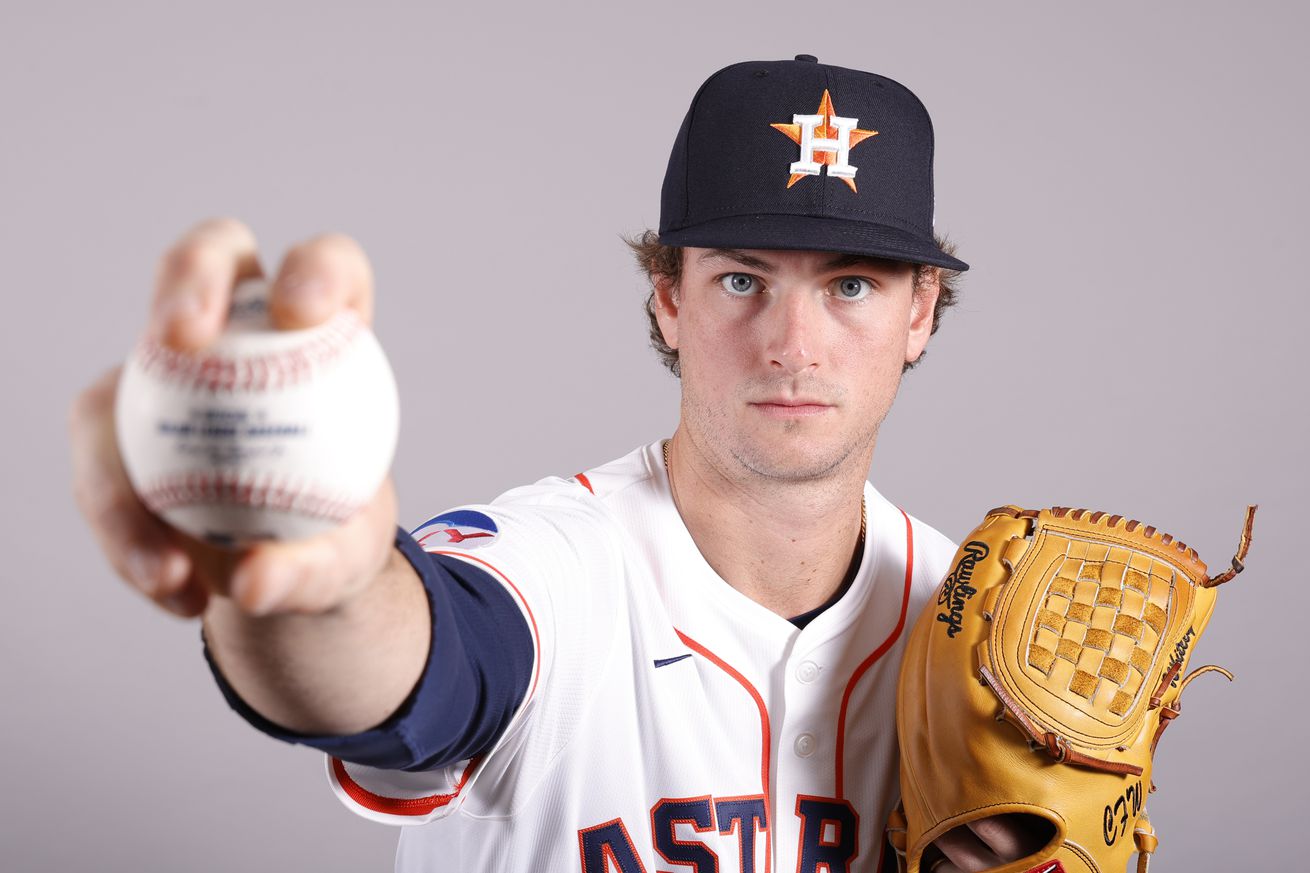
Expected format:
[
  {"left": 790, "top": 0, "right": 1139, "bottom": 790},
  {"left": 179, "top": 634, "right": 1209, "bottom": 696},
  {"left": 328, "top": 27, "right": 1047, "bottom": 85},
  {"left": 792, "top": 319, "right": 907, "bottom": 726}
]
[
  {"left": 834, "top": 277, "right": 873, "bottom": 300},
  {"left": 720, "top": 273, "right": 759, "bottom": 295}
]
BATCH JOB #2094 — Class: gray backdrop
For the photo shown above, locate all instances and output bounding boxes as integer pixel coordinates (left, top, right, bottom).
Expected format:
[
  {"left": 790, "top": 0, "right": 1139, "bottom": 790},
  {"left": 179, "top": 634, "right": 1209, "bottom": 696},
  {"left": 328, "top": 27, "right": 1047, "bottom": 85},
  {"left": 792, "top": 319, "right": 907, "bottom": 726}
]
[{"left": 3, "top": 1, "right": 1305, "bottom": 870}]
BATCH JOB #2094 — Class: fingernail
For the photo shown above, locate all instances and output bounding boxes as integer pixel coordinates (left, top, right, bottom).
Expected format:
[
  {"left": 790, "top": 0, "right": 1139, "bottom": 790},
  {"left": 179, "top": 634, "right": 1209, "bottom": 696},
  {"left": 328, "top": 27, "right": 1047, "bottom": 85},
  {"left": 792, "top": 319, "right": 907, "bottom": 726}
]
[
  {"left": 150, "top": 285, "right": 206, "bottom": 339},
  {"left": 159, "top": 284, "right": 205, "bottom": 321},
  {"left": 127, "top": 549, "right": 163, "bottom": 596},
  {"left": 277, "top": 274, "right": 327, "bottom": 306}
]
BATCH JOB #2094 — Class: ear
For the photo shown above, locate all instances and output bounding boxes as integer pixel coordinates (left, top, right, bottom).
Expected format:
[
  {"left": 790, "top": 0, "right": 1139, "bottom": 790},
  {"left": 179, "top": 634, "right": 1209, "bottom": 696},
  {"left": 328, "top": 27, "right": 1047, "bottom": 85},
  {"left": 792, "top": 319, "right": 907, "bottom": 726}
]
[
  {"left": 904, "top": 267, "right": 940, "bottom": 365},
  {"left": 653, "top": 276, "right": 681, "bottom": 351}
]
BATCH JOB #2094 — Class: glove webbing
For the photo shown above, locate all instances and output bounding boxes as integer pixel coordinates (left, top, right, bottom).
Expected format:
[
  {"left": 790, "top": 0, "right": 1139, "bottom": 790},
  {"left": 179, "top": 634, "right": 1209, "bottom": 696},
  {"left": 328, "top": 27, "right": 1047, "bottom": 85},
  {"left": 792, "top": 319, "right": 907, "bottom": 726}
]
[
  {"left": 978, "top": 663, "right": 1144, "bottom": 776},
  {"left": 977, "top": 505, "right": 1257, "bottom": 776}
]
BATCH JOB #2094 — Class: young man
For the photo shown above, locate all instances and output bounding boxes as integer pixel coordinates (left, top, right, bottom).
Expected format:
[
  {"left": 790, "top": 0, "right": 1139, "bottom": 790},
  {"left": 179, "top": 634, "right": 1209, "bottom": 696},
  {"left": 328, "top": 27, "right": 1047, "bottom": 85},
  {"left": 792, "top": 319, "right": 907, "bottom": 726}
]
[{"left": 72, "top": 56, "right": 1028, "bottom": 871}]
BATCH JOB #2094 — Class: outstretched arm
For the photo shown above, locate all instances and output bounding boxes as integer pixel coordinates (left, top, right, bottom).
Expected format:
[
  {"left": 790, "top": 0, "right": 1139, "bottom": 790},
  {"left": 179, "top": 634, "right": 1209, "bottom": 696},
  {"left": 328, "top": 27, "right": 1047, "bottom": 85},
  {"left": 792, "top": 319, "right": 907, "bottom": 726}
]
[{"left": 71, "top": 218, "right": 429, "bottom": 735}]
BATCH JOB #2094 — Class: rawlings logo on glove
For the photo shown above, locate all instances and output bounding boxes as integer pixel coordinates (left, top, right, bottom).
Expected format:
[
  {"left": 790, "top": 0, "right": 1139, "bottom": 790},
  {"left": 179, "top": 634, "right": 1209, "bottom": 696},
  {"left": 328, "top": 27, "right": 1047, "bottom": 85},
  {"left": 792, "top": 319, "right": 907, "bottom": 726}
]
[{"left": 935, "top": 540, "right": 988, "bottom": 638}]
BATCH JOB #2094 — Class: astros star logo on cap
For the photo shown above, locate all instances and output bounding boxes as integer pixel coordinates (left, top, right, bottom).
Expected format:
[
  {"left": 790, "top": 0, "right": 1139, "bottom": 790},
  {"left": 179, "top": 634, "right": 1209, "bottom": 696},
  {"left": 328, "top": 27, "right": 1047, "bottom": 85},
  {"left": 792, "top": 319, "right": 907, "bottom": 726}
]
[{"left": 770, "top": 89, "right": 878, "bottom": 192}]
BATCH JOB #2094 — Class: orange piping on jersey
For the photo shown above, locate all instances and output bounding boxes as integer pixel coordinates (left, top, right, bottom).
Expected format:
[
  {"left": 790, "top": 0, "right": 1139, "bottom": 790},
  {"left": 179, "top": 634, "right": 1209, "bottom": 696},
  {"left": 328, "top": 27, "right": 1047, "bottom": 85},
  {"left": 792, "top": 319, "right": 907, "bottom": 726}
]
[
  {"left": 432, "top": 549, "right": 543, "bottom": 703},
  {"left": 575, "top": 472, "right": 594, "bottom": 494},
  {"left": 833, "top": 507, "right": 914, "bottom": 799},
  {"left": 675, "top": 629, "right": 773, "bottom": 873},
  {"left": 331, "top": 756, "right": 478, "bottom": 816}
]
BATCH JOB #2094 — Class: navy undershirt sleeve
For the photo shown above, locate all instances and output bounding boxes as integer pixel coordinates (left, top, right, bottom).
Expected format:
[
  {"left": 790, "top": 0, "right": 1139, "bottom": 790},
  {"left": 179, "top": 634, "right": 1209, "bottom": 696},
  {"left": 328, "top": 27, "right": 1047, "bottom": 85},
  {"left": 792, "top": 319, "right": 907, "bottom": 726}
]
[{"left": 202, "top": 527, "right": 535, "bottom": 772}]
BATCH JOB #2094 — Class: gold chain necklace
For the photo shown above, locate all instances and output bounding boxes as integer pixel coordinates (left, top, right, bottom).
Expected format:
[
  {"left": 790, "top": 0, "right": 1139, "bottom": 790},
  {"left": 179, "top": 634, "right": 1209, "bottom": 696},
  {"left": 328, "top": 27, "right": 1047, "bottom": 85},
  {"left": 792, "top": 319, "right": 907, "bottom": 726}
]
[{"left": 661, "top": 439, "right": 867, "bottom": 550}]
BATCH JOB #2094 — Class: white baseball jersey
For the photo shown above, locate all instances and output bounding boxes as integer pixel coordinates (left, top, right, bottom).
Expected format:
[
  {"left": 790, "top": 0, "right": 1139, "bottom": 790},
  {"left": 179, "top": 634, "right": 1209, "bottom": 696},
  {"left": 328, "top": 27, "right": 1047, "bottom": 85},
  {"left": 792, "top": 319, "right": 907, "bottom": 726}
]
[{"left": 328, "top": 441, "right": 957, "bottom": 872}]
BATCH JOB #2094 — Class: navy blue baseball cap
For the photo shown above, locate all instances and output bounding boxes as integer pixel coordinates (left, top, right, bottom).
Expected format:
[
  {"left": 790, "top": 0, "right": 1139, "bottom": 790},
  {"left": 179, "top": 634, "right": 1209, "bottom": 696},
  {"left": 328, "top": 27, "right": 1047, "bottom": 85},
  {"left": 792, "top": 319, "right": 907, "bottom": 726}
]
[{"left": 659, "top": 55, "right": 968, "bottom": 271}]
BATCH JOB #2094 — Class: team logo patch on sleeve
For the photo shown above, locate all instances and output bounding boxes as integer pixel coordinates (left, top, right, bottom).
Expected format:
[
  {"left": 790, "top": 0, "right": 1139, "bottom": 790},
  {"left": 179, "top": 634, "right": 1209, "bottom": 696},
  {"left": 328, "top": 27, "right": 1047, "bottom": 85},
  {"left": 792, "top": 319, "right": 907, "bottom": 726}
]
[{"left": 412, "top": 509, "right": 500, "bottom": 550}]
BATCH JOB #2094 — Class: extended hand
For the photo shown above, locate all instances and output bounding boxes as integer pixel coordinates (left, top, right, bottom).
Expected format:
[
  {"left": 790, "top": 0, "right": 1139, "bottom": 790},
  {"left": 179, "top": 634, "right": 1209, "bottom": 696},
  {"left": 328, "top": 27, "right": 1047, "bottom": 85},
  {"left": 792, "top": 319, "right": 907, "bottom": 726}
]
[{"left": 70, "top": 218, "right": 398, "bottom": 618}]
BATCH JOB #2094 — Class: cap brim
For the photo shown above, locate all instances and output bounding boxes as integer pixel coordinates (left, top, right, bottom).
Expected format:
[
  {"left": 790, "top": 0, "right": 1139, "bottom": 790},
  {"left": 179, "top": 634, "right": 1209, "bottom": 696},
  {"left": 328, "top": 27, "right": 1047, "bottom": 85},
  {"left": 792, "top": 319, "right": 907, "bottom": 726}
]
[{"left": 659, "top": 215, "right": 969, "bottom": 271}]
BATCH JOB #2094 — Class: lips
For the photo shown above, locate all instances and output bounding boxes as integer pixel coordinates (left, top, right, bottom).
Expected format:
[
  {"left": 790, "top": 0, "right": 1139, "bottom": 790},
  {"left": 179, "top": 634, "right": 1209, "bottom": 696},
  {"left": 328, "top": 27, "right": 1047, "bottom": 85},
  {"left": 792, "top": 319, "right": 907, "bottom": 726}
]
[{"left": 750, "top": 398, "right": 834, "bottom": 417}]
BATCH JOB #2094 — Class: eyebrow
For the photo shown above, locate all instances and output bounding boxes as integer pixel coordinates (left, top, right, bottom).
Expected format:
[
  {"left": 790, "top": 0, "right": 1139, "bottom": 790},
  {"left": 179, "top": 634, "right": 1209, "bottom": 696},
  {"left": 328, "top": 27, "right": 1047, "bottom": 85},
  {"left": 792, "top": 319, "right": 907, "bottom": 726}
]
[{"left": 696, "top": 249, "right": 777, "bottom": 272}]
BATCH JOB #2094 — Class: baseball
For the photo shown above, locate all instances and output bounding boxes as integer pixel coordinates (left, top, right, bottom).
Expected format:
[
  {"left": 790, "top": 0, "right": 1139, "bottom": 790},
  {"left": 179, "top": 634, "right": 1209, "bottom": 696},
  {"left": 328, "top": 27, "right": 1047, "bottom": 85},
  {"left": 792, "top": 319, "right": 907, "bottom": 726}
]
[{"left": 115, "top": 279, "right": 399, "bottom": 546}]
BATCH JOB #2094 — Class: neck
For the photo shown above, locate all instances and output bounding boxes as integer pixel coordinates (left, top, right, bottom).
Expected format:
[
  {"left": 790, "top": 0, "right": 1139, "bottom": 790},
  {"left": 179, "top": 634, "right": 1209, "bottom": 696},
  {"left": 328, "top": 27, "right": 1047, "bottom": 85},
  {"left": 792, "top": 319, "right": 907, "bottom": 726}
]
[{"left": 665, "top": 429, "right": 869, "bottom": 619}]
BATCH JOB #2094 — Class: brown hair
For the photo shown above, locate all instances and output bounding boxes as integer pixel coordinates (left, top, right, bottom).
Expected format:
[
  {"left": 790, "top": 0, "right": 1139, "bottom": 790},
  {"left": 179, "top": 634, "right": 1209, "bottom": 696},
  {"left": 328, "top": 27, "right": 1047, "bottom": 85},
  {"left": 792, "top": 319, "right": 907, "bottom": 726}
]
[{"left": 627, "top": 230, "right": 963, "bottom": 377}]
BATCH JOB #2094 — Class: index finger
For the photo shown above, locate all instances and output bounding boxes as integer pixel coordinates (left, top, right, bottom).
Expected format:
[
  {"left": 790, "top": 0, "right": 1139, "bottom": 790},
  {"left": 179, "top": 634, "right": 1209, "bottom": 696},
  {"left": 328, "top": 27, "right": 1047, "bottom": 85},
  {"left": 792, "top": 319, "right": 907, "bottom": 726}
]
[
  {"left": 267, "top": 233, "right": 375, "bottom": 330},
  {"left": 150, "top": 218, "right": 264, "bottom": 351}
]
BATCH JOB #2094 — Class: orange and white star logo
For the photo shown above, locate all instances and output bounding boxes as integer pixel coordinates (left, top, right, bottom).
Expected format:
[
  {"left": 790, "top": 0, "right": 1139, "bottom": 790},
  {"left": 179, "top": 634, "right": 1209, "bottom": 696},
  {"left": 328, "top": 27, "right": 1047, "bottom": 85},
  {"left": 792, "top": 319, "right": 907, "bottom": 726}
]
[{"left": 770, "top": 90, "right": 878, "bottom": 192}]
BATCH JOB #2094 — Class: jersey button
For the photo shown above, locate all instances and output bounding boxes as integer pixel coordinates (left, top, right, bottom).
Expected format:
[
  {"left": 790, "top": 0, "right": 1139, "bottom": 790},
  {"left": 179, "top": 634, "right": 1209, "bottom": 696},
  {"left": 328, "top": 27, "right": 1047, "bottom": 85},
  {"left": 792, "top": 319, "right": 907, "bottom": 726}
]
[
  {"left": 796, "top": 661, "right": 820, "bottom": 684},
  {"left": 794, "top": 732, "right": 817, "bottom": 757}
]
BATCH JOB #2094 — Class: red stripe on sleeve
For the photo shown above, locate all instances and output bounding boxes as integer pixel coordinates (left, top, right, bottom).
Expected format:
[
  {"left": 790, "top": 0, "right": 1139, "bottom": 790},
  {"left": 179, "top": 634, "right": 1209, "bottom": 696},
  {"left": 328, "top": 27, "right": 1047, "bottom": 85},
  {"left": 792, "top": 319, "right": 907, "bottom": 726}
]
[{"left": 331, "top": 757, "right": 478, "bottom": 817}]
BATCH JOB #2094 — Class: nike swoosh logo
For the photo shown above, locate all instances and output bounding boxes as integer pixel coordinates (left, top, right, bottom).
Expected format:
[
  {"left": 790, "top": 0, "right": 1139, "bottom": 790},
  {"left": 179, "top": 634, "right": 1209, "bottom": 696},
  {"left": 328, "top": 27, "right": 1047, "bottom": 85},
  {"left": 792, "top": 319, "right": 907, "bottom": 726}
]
[{"left": 654, "top": 654, "right": 693, "bottom": 668}]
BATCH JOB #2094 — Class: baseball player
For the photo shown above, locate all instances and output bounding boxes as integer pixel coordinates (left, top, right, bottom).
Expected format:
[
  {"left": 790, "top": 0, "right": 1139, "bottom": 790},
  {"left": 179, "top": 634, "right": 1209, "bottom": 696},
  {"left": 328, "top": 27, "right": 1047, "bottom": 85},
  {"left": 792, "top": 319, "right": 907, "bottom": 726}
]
[{"left": 71, "top": 57, "right": 1036, "bottom": 871}]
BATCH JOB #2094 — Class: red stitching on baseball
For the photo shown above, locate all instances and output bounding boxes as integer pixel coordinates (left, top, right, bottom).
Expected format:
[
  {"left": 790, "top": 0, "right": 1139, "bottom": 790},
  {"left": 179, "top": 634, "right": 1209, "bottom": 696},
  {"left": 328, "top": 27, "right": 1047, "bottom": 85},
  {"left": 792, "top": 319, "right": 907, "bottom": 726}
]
[
  {"left": 133, "top": 312, "right": 366, "bottom": 393},
  {"left": 140, "top": 472, "right": 362, "bottom": 523}
]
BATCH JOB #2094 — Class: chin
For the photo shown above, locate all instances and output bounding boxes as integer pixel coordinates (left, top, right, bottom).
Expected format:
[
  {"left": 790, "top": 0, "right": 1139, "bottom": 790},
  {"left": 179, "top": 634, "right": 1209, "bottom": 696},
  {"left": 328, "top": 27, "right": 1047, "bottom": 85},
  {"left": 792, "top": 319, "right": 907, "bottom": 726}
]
[{"left": 729, "top": 432, "right": 858, "bottom": 482}]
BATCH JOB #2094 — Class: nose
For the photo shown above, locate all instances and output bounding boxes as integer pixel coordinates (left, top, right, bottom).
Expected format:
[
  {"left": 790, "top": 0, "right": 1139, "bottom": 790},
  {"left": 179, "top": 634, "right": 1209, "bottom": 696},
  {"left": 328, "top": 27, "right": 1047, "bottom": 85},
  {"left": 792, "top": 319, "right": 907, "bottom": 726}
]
[{"left": 765, "top": 290, "right": 822, "bottom": 375}]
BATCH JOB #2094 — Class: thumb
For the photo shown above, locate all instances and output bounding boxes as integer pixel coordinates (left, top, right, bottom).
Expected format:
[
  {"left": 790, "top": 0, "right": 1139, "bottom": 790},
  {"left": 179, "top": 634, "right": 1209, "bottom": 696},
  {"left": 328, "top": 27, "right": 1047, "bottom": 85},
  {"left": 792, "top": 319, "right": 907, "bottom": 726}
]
[{"left": 229, "top": 478, "right": 398, "bottom": 616}]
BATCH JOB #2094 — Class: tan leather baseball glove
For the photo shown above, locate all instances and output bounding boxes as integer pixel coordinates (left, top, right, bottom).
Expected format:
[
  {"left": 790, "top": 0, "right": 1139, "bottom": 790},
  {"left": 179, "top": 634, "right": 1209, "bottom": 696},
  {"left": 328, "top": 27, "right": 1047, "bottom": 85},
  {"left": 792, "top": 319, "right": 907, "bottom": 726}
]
[{"left": 888, "top": 505, "right": 1256, "bottom": 873}]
